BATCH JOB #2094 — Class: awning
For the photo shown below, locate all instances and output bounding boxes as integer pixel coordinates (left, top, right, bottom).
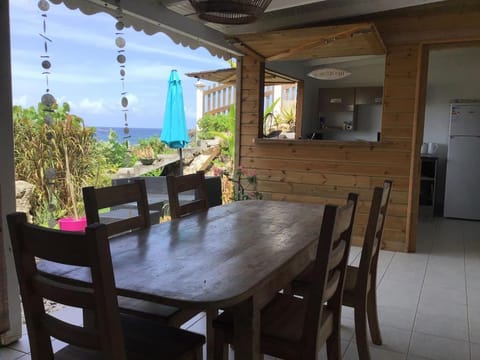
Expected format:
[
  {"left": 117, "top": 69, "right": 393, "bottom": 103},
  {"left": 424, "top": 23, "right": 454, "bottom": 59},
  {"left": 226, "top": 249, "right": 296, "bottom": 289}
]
[
  {"left": 185, "top": 68, "right": 298, "bottom": 85},
  {"left": 50, "top": 0, "right": 242, "bottom": 60}
]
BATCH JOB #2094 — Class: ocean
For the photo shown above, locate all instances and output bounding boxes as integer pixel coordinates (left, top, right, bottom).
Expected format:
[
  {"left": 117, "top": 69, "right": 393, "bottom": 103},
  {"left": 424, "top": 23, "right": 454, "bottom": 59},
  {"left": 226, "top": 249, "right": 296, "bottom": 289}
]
[{"left": 93, "top": 127, "right": 162, "bottom": 145}]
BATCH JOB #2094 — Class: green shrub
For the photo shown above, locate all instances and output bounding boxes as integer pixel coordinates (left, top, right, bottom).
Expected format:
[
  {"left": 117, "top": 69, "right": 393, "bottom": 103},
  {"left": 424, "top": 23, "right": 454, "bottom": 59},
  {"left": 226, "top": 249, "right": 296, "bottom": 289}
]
[
  {"left": 96, "top": 129, "right": 134, "bottom": 168},
  {"left": 197, "top": 112, "right": 232, "bottom": 140},
  {"left": 13, "top": 104, "right": 110, "bottom": 223}
]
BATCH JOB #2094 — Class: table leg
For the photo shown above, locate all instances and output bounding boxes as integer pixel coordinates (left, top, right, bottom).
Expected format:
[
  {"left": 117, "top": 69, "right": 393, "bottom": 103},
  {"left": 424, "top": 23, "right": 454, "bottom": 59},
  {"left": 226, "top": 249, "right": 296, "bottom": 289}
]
[
  {"left": 233, "top": 297, "right": 260, "bottom": 360},
  {"left": 206, "top": 308, "right": 217, "bottom": 360}
]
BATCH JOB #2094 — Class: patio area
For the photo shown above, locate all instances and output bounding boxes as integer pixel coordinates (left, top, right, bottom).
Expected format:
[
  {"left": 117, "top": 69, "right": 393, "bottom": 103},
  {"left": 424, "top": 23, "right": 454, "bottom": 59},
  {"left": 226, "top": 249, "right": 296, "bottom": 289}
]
[{"left": 1, "top": 211, "right": 479, "bottom": 360}]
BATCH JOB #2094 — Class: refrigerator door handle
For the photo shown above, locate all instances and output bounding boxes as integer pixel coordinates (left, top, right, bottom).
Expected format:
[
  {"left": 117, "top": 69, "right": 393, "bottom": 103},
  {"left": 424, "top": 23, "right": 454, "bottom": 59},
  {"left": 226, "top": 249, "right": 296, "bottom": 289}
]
[{"left": 450, "top": 135, "right": 480, "bottom": 138}]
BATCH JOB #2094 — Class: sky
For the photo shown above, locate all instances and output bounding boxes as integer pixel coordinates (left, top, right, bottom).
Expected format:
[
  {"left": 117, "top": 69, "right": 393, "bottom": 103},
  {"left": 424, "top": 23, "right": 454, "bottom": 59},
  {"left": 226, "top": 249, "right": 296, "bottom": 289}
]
[{"left": 9, "top": 0, "right": 229, "bottom": 129}]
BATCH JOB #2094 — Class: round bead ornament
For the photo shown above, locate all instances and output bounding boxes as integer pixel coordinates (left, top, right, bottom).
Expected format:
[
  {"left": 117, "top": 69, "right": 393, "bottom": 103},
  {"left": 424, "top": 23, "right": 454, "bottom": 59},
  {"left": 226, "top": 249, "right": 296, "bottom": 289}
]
[
  {"left": 115, "top": 4, "right": 130, "bottom": 139},
  {"left": 44, "top": 114, "right": 53, "bottom": 125},
  {"left": 41, "top": 93, "right": 56, "bottom": 107},
  {"left": 115, "top": 21, "right": 125, "bottom": 30},
  {"left": 115, "top": 36, "right": 126, "bottom": 48},
  {"left": 38, "top": 0, "right": 49, "bottom": 11}
]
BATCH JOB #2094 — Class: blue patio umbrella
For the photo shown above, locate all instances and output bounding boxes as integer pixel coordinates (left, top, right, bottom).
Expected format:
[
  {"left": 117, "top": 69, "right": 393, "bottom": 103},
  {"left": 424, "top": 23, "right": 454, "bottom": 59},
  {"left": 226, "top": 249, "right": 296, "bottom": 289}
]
[{"left": 161, "top": 69, "right": 189, "bottom": 175}]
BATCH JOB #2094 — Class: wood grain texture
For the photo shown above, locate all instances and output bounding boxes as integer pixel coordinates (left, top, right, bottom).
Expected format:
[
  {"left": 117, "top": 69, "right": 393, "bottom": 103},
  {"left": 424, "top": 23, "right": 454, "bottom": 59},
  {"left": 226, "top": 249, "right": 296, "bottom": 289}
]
[
  {"left": 237, "top": 4, "right": 480, "bottom": 251},
  {"left": 234, "top": 23, "right": 385, "bottom": 61},
  {"left": 39, "top": 200, "right": 325, "bottom": 360},
  {"left": 41, "top": 201, "right": 324, "bottom": 308},
  {"left": 8, "top": 213, "right": 205, "bottom": 360}
]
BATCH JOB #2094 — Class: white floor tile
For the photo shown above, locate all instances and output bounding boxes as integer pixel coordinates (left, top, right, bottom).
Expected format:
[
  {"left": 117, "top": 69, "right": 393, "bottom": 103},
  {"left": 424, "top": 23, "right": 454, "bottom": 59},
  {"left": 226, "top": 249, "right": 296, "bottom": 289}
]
[
  {"left": 343, "top": 340, "right": 406, "bottom": 360},
  {"left": 377, "top": 305, "right": 417, "bottom": 332},
  {"left": 0, "top": 347, "right": 28, "bottom": 360},
  {"left": 347, "top": 324, "right": 411, "bottom": 356},
  {"left": 6, "top": 335, "right": 30, "bottom": 354},
  {"left": 419, "top": 284, "right": 467, "bottom": 307},
  {"left": 468, "top": 305, "right": 480, "bottom": 344},
  {"left": 409, "top": 332, "right": 470, "bottom": 360},
  {"left": 414, "top": 312, "right": 469, "bottom": 341},
  {"left": 377, "top": 280, "right": 422, "bottom": 310},
  {"left": 471, "top": 342, "right": 480, "bottom": 359}
]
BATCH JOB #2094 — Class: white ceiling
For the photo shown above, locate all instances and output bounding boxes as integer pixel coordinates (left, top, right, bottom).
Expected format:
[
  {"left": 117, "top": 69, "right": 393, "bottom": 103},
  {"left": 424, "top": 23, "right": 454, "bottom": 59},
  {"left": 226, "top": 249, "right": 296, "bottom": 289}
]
[
  {"left": 265, "top": 0, "right": 328, "bottom": 12},
  {"left": 161, "top": 0, "right": 447, "bottom": 35}
]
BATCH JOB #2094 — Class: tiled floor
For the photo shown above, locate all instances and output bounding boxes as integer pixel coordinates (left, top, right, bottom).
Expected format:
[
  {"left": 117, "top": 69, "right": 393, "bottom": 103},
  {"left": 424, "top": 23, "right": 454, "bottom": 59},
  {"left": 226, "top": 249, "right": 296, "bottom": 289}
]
[{"left": 2, "top": 213, "right": 480, "bottom": 359}]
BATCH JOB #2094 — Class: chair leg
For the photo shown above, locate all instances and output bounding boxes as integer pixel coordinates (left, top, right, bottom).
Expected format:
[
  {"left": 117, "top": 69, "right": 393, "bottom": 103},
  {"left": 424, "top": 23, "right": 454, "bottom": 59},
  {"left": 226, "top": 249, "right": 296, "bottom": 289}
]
[
  {"left": 366, "top": 288, "right": 382, "bottom": 345},
  {"left": 213, "top": 328, "right": 228, "bottom": 360},
  {"left": 354, "top": 302, "right": 371, "bottom": 360},
  {"left": 194, "top": 346, "right": 203, "bottom": 360},
  {"left": 326, "top": 332, "right": 341, "bottom": 360},
  {"left": 326, "top": 312, "right": 341, "bottom": 360},
  {"left": 206, "top": 309, "right": 218, "bottom": 360}
]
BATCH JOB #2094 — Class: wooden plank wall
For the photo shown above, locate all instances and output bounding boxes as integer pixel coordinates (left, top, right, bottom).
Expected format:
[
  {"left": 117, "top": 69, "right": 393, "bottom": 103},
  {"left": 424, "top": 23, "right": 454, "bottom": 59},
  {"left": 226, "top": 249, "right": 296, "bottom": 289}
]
[{"left": 237, "top": 2, "right": 480, "bottom": 252}]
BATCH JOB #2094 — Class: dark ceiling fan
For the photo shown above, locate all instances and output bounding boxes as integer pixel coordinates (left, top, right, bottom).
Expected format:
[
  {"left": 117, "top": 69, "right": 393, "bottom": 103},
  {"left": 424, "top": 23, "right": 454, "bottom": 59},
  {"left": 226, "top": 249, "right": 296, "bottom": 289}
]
[{"left": 188, "top": 0, "right": 273, "bottom": 24}]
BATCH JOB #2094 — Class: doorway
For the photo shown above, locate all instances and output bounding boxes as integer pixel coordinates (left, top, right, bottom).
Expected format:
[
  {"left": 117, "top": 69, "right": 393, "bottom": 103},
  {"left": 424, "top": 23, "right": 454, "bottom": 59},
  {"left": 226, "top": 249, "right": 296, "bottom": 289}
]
[{"left": 420, "top": 46, "right": 480, "bottom": 218}]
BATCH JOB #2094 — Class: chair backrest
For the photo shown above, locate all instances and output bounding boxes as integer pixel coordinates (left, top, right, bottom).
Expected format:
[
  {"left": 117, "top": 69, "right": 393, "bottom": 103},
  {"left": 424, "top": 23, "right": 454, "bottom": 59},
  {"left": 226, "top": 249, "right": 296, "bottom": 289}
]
[
  {"left": 167, "top": 171, "right": 209, "bottom": 219},
  {"left": 83, "top": 179, "right": 151, "bottom": 237},
  {"left": 6, "top": 212, "right": 127, "bottom": 360},
  {"left": 357, "top": 180, "right": 392, "bottom": 291},
  {"left": 302, "top": 193, "right": 358, "bottom": 354}
]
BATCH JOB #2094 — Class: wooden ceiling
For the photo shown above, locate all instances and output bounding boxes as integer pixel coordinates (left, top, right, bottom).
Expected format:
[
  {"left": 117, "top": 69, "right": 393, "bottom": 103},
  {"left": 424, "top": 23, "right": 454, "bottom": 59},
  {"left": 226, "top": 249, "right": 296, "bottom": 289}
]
[{"left": 231, "top": 22, "right": 386, "bottom": 61}]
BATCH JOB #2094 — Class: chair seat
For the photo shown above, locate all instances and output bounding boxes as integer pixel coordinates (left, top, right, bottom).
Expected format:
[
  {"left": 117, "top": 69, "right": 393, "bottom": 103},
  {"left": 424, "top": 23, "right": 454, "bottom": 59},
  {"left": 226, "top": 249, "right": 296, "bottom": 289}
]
[
  {"left": 290, "top": 262, "right": 314, "bottom": 297},
  {"left": 213, "top": 294, "right": 333, "bottom": 358},
  {"left": 55, "top": 314, "right": 205, "bottom": 359},
  {"left": 117, "top": 296, "right": 200, "bottom": 327}
]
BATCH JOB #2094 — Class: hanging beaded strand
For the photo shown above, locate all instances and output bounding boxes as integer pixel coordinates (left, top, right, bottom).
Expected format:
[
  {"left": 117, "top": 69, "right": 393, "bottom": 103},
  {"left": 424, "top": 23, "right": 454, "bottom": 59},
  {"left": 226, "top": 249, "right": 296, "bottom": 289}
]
[
  {"left": 115, "top": 1, "right": 130, "bottom": 144},
  {"left": 38, "top": 0, "right": 57, "bottom": 228}
]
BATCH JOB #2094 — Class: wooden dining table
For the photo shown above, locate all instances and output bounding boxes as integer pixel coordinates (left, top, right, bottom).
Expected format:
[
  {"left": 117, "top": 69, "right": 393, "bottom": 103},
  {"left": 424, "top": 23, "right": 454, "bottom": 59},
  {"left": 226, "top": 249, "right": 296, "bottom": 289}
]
[{"left": 40, "top": 200, "right": 325, "bottom": 360}]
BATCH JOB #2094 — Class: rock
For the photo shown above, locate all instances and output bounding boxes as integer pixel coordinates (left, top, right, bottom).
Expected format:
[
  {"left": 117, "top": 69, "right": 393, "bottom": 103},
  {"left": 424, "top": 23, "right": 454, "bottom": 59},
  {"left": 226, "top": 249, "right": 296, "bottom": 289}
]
[{"left": 15, "top": 180, "right": 35, "bottom": 222}]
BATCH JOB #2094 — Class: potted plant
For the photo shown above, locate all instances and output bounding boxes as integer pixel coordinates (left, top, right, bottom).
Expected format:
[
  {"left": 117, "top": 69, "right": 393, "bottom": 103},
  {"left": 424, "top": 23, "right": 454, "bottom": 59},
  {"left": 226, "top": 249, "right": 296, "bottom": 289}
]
[{"left": 135, "top": 145, "right": 155, "bottom": 165}]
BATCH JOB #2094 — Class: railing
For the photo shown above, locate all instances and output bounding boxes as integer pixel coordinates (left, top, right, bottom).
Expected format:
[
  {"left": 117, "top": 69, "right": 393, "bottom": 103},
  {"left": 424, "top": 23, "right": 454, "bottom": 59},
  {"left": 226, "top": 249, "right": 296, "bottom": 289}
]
[
  {"left": 202, "top": 83, "right": 297, "bottom": 116},
  {"left": 204, "top": 84, "right": 236, "bottom": 116}
]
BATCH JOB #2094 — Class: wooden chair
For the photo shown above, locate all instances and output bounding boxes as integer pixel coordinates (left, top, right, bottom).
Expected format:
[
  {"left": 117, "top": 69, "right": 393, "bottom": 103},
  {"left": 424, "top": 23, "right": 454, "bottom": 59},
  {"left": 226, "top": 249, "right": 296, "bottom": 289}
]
[
  {"left": 6, "top": 212, "right": 205, "bottom": 360},
  {"left": 83, "top": 179, "right": 151, "bottom": 238},
  {"left": 83, "top": 180, "right": 200, "bottom": 327},
  {"left": 167, "top": 171, "right": 208, "bottom": 219},
  {"left": 292, "top": 181, "right": 392, "bottom": 360},
  {"left": 212, "top": 193, "right": 359, "bottom": 360}
]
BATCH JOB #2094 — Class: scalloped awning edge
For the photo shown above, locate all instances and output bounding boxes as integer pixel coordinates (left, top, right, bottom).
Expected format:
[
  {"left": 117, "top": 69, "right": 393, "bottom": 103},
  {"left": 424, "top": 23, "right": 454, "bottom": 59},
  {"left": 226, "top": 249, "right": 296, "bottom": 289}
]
[{"left": 50, "top": 0, "right": 243, "bottom": 60}]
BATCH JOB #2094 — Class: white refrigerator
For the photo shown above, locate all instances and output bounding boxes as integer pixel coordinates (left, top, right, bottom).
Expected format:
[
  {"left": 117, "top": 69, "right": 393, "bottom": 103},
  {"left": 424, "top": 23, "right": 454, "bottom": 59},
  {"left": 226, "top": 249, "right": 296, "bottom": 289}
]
[{"left": 444, "top": 103, "right": 480, "bottom": 220}]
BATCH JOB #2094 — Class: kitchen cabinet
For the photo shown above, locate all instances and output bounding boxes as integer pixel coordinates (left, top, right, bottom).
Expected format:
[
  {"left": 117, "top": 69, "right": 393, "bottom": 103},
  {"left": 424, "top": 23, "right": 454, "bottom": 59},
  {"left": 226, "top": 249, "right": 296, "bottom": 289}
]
[
  {"left": 355, "top": 87, "right": 383, "bottom": 105},
  {"left": 318, "top": 88, "right": 354, "bottom": 112}
]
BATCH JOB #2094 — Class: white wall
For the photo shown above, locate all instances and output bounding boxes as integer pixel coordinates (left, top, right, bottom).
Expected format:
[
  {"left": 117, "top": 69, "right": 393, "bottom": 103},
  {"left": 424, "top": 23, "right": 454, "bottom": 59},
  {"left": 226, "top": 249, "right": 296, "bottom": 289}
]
[
  {"left": 1, "top": 0, "right": 22, "bottom": 344},
  {"left": 424, "top": 47, "right": 480, "bottom": 214}
]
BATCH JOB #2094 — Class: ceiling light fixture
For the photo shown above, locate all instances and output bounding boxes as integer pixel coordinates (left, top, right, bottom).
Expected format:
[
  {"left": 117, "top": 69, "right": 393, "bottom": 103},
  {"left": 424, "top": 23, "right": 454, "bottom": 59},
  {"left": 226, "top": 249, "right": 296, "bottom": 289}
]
[
  {"left": 189, "top": 0, "right": 273, "bottom": 25},
  {"left": 308, "top": 68, "right": 352, "bottom": 80}
]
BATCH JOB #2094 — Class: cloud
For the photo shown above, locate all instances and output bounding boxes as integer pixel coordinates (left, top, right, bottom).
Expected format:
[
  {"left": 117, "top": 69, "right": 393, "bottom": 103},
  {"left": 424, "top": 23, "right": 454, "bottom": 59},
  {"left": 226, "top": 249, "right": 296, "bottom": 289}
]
[
  {"left": 13, "top": 95, "right": 29, "bottom": 107},
  {"left": 71, "top": 98, "right": 114, "bottom": 115},
  {"left": 126, "top": 93, "right": 139, "bottom": 106}
]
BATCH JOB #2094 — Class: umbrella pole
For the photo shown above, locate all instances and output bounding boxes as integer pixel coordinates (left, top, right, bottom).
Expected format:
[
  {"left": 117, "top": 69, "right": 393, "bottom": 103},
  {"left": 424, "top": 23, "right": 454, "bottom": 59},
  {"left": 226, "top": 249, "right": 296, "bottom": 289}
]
[{"left": 179, "top": 148, "right": 183, "bottom": 176}]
